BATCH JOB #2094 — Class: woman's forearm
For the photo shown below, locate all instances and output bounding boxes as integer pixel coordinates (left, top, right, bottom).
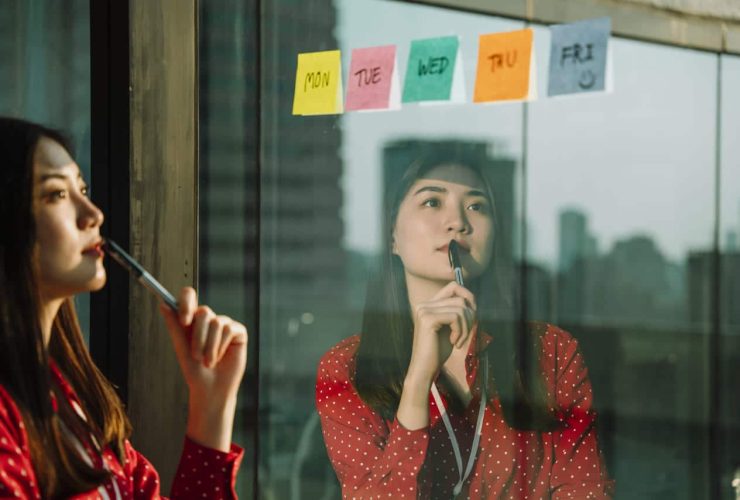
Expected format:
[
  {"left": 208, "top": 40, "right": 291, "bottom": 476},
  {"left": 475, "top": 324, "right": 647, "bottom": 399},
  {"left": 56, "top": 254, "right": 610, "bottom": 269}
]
[
  {"left": 396, "top": 372, "right": 433, "bottom": 430},
  {"left": 186, "top": 394, "right": 237, "bottom": 452}
]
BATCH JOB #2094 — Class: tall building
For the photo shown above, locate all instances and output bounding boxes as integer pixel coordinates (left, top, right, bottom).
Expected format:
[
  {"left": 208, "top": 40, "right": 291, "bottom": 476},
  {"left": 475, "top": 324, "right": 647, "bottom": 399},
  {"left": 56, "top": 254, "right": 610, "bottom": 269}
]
[
  {"left": 558, "top": 209, "right": 591, "bottom": 273},
  {"left": 198, "top": 1, "right": 346, "bottom": 497},
  {"left": 556, "top": 209, "right": 591, "bottom": 322},
  {"left": 199, "top": 0, "right": 346, "bottom": 327}
]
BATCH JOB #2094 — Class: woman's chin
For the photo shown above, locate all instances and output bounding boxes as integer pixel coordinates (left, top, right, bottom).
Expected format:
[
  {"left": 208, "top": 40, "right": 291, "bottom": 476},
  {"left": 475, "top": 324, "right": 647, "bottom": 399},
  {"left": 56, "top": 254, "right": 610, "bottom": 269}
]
[
  {"left": 79, "top": 267, "right": 107, "bottom": 292},
  {"left": 88, "top": 272, "right": 107, "bottom": 291}
]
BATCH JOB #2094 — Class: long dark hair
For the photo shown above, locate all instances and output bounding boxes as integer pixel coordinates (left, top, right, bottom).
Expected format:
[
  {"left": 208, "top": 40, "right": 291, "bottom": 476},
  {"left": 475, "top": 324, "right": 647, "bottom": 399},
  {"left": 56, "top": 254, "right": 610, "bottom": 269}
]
[
  {"left": 354, "top": 140, "right": 558, "bottom": 431},
  {"left": 0, "top": 117, "right": 131, "bottom": 498}
]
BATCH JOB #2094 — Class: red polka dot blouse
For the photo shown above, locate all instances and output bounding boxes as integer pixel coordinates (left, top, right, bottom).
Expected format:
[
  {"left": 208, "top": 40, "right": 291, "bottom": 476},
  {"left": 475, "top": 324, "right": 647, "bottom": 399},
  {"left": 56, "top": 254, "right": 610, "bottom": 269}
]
[
  {"left": 316, "top": 322, "right": 615, "bottom": 499},
  {"left": 0, "top": 362, "right": 243, "bottom": 499}
]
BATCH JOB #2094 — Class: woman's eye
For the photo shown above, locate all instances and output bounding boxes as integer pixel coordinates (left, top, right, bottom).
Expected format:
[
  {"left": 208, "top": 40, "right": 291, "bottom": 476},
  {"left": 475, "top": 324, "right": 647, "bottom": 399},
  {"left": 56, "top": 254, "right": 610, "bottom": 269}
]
[
  {"left": 80, "top": 185, "right": 90, "bottom": 197},
  {"left": 422, "top": 198, "right": 440, "bottom": 208},
  {"left": 45, "top": 190, "right": 67, "bottom": 201},
  {"left": 468, "top": 202, "right": 488, "bottom": 212}
]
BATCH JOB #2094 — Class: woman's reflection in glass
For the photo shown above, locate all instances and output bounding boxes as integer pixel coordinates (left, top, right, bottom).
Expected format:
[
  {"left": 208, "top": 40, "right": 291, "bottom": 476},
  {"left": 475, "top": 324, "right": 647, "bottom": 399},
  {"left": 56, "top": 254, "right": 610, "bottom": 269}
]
[{"left": 317, "top": 154, "right": 614, "bottom": 498}]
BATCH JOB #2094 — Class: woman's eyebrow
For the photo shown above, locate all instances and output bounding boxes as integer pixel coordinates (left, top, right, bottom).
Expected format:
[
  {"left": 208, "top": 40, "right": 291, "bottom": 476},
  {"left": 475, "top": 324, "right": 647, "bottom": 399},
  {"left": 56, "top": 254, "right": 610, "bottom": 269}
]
[
  {"left": 413, "top": 185, "right": 446, "bottom": 195},
  {"left": 39, "top": 173, "right": 71, "bottom": 182},
  {"left": 467, "top": 189, "right": 488, "bottom": 197},
  {"left": 38, "top": 170, "right": 83, "bottom": 183}
]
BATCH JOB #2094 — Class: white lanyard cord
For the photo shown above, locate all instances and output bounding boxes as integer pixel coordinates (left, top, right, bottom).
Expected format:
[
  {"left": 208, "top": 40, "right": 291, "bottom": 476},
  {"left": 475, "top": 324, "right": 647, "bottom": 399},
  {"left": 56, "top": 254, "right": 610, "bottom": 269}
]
[
  {"left": 430, "top": 355, "right": 488, "bottom": 496},
  {"left": 59, "top": 413, "right": 123, "bottom": 500}
]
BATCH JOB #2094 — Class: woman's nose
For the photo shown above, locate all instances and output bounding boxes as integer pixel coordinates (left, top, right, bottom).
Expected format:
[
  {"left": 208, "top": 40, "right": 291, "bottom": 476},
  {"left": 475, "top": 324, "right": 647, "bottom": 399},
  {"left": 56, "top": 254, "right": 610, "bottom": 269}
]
[
  {"left": 445, "top": 205, "right": 469, "bottom": 233},
  {"left": 77, "top": 196, "right": 105, "bottom": 229}
]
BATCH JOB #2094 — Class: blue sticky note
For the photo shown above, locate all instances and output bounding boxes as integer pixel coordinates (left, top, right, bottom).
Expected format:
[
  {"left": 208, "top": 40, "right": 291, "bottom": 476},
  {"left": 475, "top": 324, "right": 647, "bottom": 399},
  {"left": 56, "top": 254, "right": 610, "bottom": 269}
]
[{"left": 548, "top": 17, "right": 611, "bottom": 96}]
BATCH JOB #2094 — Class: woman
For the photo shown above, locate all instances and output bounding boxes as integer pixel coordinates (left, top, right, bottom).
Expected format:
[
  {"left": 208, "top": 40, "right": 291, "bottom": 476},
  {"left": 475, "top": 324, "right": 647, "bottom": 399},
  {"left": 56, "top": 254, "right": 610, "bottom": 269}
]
[
  {"left": 0, "top": 117, "right": 247, "bottom": 499},
  {"left": 316, "top": 147, "right": 614, "bottom": 498}
]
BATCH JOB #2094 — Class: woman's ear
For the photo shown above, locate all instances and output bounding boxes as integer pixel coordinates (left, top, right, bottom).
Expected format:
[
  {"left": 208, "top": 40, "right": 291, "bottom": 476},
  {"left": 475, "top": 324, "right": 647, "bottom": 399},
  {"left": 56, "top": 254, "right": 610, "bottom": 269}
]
[{"left": 391, "top": 230, "right": 398, "bottom": 255}]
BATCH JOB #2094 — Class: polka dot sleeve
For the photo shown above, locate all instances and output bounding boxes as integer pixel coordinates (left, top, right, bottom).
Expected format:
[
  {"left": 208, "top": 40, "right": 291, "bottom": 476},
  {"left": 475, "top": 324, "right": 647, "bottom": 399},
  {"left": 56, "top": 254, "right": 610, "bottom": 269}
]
[
  {"left": 0, "top": 386, "right": 40, "bottom": 499},
  {"left": 316, "top": 336, "right": 430, "bottom": 499},
  {"left": 124, "top": 436, "right": 243, "bottom": 499},
  {"left": 548, "top": 329, "right": 615, "bottom": 499},
  {"left": 169, "top": 437, "right": 244, "bottom": 499}
]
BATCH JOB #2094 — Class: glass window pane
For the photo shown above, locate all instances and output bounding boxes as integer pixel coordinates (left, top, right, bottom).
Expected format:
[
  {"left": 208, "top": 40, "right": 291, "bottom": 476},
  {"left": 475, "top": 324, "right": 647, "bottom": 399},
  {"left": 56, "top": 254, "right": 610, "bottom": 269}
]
[
  {"left": 198, "top": 0, "right": 257, "bottom": 496},
  {"left": 199, "top": 0, "right": 739, "bottom": 496},
  {"left": 528, "top": 29, "right": 718, "bottom": 499},
  {"left": 259, "top": 1, "right": 526, "bottom": 496},
  {"left": 0, "top": 0, "right": 91, "bottom": 338},
  {"left": 720, "top": 53, "right": 740, "bottom": 499}
]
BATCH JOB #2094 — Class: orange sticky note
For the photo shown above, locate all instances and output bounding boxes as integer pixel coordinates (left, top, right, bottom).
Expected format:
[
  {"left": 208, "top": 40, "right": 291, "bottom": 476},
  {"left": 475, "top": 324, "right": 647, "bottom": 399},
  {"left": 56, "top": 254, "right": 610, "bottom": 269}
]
[
  {"left": 474, "top": 29, "right": 534, "bottom": 103},
  {"left": 292, "top": 50, "right": 344, "bottom": 115}
]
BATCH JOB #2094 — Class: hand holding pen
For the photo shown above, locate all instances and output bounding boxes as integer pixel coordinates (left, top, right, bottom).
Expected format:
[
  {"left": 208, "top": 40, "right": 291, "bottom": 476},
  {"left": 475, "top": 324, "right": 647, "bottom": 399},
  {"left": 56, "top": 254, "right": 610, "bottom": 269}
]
[{"left": 103, "top": 238, "right": 248, "bottom": 451}]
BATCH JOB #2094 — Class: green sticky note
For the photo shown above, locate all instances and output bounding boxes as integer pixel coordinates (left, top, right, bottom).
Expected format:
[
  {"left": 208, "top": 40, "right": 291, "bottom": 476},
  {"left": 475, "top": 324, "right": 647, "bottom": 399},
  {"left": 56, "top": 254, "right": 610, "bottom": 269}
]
[{"left": 402, "top": 36, "right": 459, "bottom": 102}]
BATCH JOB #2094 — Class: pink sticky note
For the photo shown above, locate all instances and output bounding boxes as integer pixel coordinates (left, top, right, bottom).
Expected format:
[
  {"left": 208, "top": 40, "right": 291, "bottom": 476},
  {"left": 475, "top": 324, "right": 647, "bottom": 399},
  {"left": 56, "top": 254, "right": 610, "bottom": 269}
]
[{"left": 345, "top": 45, "right": 398, "bottom": 111}]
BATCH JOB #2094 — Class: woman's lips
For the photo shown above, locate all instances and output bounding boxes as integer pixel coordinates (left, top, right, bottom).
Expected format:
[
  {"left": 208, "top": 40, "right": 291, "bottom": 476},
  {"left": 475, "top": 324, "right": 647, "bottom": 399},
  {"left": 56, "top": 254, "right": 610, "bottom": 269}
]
[
  {"left": 438, "top": 242, "right": 471, "bottom": 253},
  {"left": 82, "top": 243, "right": 104, "bottom": 258}
]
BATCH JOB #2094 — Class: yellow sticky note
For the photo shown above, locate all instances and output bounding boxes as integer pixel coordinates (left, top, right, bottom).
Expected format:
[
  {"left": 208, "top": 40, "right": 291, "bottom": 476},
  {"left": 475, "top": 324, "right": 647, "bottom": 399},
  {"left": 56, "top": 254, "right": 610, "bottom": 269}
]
[
  {"left": 474, "top": 29, "right": 534, "bottom": 103},
  {"left": 292, "top": 50, "right": 344, "bottom": 115}
]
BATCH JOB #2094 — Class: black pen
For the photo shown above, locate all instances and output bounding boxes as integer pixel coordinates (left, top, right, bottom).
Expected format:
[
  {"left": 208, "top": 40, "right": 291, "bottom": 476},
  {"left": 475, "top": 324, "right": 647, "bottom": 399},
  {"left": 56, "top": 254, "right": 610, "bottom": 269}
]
[
  {"left": 103, "top": 238, "right": 179, "bottom": 312},
  {"left": 448, "top": 240, "right": 465, "bottom": 287}
]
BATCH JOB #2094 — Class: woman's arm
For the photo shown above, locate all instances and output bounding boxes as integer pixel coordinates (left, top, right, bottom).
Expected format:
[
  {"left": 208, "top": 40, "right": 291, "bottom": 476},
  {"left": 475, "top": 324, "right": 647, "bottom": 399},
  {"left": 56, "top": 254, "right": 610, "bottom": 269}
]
[
  {"left": 397, "top": 281, "right": 477, "bottom": 430},
  {"left": 548, "top": 330, "right": 615, "bottom": 499},
  {"left": 159, "top": 287, "right": 248, "bottom": 452},
  {"left": 316, "top": 343, "right": 430, "bottom": 499},
  {"left": 123, "top": 436, "right": 243, "bottom": 499},
  {"left": 0, "top": 389, "right": 39, "bottom": 499}
]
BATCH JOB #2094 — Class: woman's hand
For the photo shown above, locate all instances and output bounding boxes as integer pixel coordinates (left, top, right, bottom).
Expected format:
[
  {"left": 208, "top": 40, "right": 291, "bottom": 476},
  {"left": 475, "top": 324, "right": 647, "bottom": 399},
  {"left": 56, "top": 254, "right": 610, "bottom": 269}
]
[
  {"left": 397, "top": 282, "right": 475, "bottom": 430},
  {"left": 406, "top": 281, "right": 476, "bottom": 384},
  {"left": 159, "top": 287, "right": 248, "bottom": 451}
]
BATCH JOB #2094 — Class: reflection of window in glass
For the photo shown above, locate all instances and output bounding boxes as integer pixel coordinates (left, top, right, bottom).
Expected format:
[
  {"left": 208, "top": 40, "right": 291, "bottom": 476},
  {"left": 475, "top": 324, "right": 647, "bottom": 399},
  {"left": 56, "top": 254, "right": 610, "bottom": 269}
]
[{"left": 0, "top": 0, "right": 91, "bottom": 338}]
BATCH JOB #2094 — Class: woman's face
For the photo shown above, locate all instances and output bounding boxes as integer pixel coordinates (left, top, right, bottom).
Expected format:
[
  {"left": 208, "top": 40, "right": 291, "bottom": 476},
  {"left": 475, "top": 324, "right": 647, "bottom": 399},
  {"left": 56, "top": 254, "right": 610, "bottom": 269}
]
[
  {"left": 392, "top": 164, "right": 494, "bottom": 285},
  {"left": 33, "top": 137, "right": 106, "bottom": 300}
]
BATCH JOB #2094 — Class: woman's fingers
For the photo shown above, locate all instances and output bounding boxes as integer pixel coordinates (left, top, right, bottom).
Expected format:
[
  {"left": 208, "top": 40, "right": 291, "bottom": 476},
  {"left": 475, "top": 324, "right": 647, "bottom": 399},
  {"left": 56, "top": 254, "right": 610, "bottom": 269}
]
[
  {"left": 178, "top": 286, "right": 198, "bottom": 325},
  {"left": 215, "top": 321, "right": 248, "bottom": 363},
  {"left": 160, "top": 302, "right": 190, "bottom": 362},
  {"left": 191, "top": 311, "right": 247, "bottom": 367},
  {"left": 191, "top": 306, "right": 214, "bottom": 362},
  {"left": 432, "top": 281, "right": 477, "bottom": 311},
  {"left": 416, "top": 305, "right": 471, "bottom": 349},
  {"left": 203, "top": 316, "right": 224, "bottom": 368}
]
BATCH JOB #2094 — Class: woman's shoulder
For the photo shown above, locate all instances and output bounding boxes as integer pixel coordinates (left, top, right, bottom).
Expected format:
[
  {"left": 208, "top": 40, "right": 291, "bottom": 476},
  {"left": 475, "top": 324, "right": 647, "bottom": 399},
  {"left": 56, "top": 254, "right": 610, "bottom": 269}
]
[
  {"left": 527, "top": 321, "right": 581, "bottom": 360},
  {"left": 316, "top": 335, "right": 361, "bottom": 410},
  {"left": 528, "top": 321, "right": 576, "bottom": 344},
  {"left": 317, "top": 334, "right": 360, "bottom": 374},
  {"left": 528, "top": 322, "right": 590, "bottom": 382},
  {"left": 0, "top": 382, "right": 29, "bottom": 447}
]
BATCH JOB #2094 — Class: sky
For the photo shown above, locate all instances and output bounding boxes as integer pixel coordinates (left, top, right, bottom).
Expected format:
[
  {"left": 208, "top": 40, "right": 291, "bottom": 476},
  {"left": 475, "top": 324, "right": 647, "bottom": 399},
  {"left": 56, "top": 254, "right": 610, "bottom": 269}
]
[{"left": 335, "top": 0, "right": 740, "bottom": 268}]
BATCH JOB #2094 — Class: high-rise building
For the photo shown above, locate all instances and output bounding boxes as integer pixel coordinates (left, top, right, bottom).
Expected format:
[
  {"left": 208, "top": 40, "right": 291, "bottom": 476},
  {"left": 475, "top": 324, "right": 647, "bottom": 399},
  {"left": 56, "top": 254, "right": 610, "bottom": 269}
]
[
  {"left": 198, "top": 2, "right": 346, "bottom": 497},
  {"left": 558, "top": 209, "right": 589, "bottom": 273},
  {"left": 199, "top": 0, "right": 346, "bottom": 315}
]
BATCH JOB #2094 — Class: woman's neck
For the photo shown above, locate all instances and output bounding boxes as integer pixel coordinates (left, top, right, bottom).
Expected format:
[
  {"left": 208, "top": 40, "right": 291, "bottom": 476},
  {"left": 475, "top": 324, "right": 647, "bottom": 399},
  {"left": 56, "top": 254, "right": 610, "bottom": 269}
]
[
  {"left": 404, "top": 272, "right": 448, "bottom": 312},
  {"left": 39, "top": 297, "right": 63, "bottom": 348}
]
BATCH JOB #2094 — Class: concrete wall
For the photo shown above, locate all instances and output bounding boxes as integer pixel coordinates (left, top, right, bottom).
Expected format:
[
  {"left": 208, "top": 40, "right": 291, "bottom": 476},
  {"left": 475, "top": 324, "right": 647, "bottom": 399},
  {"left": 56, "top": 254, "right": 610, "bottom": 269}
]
[{"left": 623, "top": 0, "right": 740, "bottom": 21}]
